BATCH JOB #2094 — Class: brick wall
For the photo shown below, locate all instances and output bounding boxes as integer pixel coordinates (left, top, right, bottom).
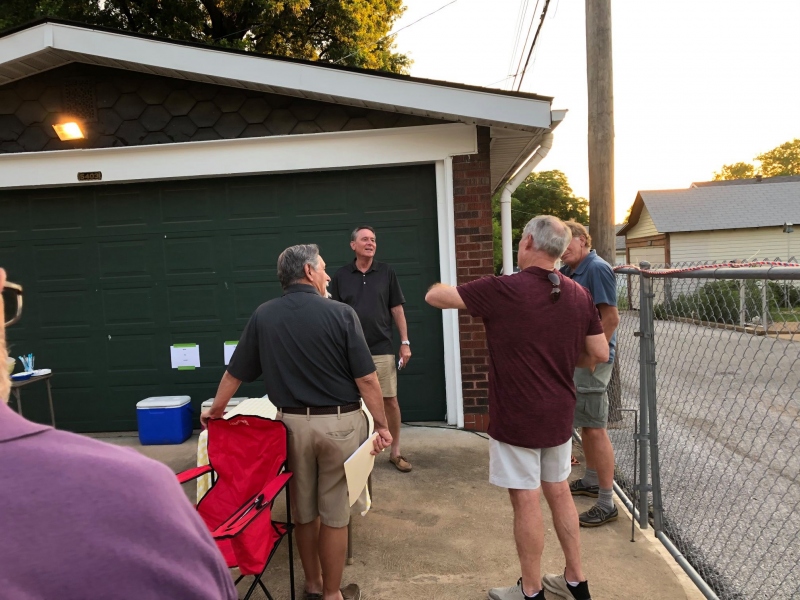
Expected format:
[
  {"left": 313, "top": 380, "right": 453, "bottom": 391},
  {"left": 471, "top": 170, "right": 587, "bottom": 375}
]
[{"left": 453, "top": 126, "right": 493, "bottom": 432}]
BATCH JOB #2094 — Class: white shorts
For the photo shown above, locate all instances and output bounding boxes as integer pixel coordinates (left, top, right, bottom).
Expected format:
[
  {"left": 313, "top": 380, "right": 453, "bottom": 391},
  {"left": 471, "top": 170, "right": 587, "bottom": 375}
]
[{"left": 489, "top": 437, "right": 572, "bottom": 490}]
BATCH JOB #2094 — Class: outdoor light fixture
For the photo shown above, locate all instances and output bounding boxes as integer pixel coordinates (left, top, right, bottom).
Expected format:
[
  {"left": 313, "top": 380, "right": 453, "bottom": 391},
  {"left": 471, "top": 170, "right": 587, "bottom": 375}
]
[{"left": 52, "top": 122, "right": 84, "bottom": 141}]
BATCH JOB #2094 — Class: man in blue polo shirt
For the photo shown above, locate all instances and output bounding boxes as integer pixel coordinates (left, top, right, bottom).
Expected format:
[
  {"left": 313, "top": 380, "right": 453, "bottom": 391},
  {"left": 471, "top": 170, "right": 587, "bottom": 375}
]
[{"left": 558, "top": 221, "right": 620, "bottom": 528}]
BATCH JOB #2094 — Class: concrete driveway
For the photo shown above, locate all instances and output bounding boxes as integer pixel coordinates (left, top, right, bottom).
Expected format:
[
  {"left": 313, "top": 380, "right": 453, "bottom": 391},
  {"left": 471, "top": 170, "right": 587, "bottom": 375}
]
[{"left": 102, "top": 425, "right": 702, "bottom": 600}]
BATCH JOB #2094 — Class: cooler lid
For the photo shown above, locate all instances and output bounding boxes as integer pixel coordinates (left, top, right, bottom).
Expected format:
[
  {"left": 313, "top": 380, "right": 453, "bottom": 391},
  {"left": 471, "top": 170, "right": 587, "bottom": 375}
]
[
  {"left": 137, "top": 395, "right": 191, "bottom": 409},
  {"left": 200, "top": 398, "right": 244, "bottom": 408}
]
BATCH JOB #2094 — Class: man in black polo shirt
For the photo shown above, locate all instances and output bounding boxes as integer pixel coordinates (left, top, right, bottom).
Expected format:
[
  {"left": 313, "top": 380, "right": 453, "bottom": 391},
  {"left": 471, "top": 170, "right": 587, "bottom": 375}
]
[
  {"left": 330, "top": 226, "right": 413, "bottom": 473},
  {"left": 201, "top": 244, "right": 391, "bottom": 600}
]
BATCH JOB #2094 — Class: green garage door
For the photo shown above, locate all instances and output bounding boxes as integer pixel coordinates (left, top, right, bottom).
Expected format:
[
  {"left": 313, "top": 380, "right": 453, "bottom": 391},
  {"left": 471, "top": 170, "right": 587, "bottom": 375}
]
[{"left": 2, "top": 165, "right": 445, "bottom": 431}]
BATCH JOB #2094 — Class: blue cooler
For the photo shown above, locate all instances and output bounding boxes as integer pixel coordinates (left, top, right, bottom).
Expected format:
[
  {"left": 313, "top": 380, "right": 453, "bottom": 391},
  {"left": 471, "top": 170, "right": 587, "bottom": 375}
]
[{"left": 136, "top": 396, "right": 192, "bottom": 445}]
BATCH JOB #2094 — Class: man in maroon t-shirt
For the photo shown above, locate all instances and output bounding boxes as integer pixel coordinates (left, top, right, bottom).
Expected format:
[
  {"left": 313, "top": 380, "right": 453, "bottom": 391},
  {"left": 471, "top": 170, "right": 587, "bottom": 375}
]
[{"left": 426, "top": 216, "right": 608, "bottom": 600}]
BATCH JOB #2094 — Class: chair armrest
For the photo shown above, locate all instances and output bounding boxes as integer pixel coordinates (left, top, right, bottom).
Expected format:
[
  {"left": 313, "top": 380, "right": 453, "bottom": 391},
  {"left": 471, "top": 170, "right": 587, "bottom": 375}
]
[
  {"left": 212, "top": 472, "right": 292, "bottom": 539},
  {"left": 176, "top": 465, "right": 213, "bottom": 484}
]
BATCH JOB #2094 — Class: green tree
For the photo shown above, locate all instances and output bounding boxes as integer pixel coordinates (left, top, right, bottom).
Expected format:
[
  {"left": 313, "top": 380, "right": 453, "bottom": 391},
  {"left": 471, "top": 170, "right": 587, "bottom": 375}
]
[
  {"left": 0, "top": 0, "right": 410, "bottom": 73},
  {"left": 712, "top": 138, "right": 800, "bottom": 180},
  {"left": 755, "top": 138, "right": 800, "bottom": 177},
  {"left": 713, "top": 161, "right": 755, "bottom": 181},
  {"left": 491, "top": 170, "right": 589, "bottom": 274}
]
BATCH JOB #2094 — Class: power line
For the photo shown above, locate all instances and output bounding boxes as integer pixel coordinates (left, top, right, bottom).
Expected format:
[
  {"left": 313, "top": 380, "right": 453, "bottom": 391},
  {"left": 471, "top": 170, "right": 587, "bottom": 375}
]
[
  {"left": 333, "top": 0, "right": 461, "bottom": 65},
  {"left": 515, "top": 0, "right": 551, "bottom": 91},
  {"left": 506, "top": 0, "right": 529, "bottom": 89},
  {"left": 511, "top": 0, "right": 540, "bottom": 91}
]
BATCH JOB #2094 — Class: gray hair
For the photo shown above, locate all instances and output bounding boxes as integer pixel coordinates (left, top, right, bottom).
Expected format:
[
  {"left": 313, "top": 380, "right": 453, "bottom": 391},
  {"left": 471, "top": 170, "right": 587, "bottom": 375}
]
[
  {"left": 277, "top": 244, "right": 321, "bottom": 289},
  {"left": 522, "top": 215, "right": 572, "bottom": 259},
  {"left": 350, "top": 225, "right": 376, "bottom": 242}
]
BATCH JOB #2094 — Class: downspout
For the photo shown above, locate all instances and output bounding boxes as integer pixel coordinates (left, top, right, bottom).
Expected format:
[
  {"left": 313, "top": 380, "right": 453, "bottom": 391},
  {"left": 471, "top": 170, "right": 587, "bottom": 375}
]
[{"left": 500, "top": 133, "right": 554, "bottom": 274}]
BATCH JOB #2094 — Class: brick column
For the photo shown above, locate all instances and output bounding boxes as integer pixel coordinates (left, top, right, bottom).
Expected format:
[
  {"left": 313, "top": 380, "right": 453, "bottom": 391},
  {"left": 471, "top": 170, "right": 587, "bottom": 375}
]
[{"left": 453, "top": 126, "right": 492, "bottom": 432}]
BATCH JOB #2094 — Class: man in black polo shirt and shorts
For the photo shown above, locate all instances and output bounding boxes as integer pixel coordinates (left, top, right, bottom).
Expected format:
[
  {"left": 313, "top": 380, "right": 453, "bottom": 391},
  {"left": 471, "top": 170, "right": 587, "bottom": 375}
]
[
  {"left": 330, "top": 226, "right": 413, "bottom": 473},
  {"left": 201, "top": 244, "right": 392, "bottom": 600}
]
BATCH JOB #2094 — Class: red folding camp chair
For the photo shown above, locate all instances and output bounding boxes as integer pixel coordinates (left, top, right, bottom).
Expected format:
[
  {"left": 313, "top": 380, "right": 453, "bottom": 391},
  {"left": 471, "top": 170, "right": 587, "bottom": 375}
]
[{"left": 177, "top": 415, "right": 295, "bottom": 600}]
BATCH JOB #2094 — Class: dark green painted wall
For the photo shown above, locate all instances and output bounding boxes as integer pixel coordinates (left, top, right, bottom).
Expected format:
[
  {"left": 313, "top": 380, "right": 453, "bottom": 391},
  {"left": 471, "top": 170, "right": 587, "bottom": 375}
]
[{"left": 2, "top": 165, "right": 445, "bottom": 431}]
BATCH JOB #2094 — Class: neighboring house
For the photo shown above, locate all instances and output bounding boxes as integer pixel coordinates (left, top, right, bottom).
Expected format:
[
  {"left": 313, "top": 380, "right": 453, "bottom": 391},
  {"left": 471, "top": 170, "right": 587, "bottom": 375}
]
[
  {"left": 617, "top": 176, "right": 800, "bottom": 267},
  {"left": 0, "top": 19, "right": 564, "bottom": 433},
  {"left": 615, "top": 224, "right": 627, "bottom": 265}
]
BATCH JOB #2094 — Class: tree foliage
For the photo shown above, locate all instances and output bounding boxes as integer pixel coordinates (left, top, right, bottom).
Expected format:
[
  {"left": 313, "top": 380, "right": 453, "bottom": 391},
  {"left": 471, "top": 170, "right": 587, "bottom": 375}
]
[
  {"left": 713, "top": 138, "right": 800, "bottom": 180},
  {"left": 712, "top": 161, "right": 755, "bottom": 181},
  {"left": 0, "top": 0, "right": 410, "bottom": 73},
  {"left": 492, "top": 170, "right": 589, "bottom": 274}
]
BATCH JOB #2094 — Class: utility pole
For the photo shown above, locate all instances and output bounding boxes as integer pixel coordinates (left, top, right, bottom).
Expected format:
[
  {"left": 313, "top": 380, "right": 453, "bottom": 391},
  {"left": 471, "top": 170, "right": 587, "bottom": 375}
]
[{"left": 586, "top": 0, "right": 615, "bottom": 264}]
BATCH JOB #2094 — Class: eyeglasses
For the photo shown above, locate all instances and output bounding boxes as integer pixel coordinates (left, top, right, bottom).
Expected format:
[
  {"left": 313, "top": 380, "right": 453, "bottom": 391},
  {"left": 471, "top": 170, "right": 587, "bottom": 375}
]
[
  {"left": 2, "top": 281, "right": 23, "bottom": 327},
  {"left": 547, "top": 272, "right": 561, "bottom": 303}
]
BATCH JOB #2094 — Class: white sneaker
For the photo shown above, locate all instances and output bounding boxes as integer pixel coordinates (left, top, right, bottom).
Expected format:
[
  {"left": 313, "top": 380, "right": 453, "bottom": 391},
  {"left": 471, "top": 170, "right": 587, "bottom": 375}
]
[{"left": 488, "top": 578, "right": 543, "bottom": 600}]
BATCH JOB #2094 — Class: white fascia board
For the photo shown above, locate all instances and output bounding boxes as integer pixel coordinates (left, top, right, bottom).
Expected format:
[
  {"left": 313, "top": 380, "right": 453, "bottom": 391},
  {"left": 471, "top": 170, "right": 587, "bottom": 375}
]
[
  {"left": 2, "top": 23, "right": 552, "bottom": 131},
  {"left": 0, "top": 123, "right": 477, "bottom": 189},
  {"left": 0, "top": 24, "right": 53, "bottom": 64}
]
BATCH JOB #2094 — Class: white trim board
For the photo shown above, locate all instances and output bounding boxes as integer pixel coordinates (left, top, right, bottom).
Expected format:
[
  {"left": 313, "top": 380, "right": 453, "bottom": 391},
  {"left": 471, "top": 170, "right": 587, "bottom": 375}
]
[
  {"left": 436, "top": 158, "right": 464, "bottom": 427},
  {"left": 0, "top": 123, "right": 477, "bottom": 189},
  {"left": 1, "top": 22, "right": 553, "bottom": 132}
]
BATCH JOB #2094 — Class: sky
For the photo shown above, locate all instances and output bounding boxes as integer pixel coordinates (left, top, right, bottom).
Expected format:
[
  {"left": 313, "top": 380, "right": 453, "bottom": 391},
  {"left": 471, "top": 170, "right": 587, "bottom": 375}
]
[{"left": 390, "top": 0, "right": 800, "bottom": 223}]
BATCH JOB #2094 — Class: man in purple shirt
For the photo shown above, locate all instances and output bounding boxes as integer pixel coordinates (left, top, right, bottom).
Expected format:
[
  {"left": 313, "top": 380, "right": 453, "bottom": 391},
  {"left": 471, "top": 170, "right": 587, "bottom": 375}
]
[
  {"left": 0, "top": 267, "right": 237, "bottom": 600},
  {"left": 426, "top": 216, "right": 609, "bottom": 600}
]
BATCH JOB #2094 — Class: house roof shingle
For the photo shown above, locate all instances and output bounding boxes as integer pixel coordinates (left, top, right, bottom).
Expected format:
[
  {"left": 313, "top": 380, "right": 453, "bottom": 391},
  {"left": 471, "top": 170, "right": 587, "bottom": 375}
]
[{"left": 618, "top": 179, "right": 800, "bottom": 235}]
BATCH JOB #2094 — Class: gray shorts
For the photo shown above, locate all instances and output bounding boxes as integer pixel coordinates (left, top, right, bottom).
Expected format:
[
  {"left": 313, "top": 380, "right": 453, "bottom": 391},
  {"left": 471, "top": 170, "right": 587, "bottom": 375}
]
[
  {"left": 573, "top": 361, "right": 614, "bottom": 429},
  {"left": 488, "top": 438, "right": 572, "bottom": 489}
]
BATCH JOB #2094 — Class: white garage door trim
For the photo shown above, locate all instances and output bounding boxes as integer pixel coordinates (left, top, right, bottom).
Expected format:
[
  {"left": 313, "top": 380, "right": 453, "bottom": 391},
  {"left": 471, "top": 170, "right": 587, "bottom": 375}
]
[{"left": 0, "top": 123, "right": 476, "bottom": 189}]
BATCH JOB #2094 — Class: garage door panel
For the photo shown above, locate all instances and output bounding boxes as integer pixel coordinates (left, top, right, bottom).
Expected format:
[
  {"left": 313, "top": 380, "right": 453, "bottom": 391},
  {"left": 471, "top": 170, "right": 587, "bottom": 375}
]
[
  {"left": 370, "top": 225, "right": 423, "bottom": 265},
  {"left": 160, "top": 184, "right": 215, "bottom": 224},
  {"left": 102, "top": 288, "right": 156, "bottom": 326},
  {"left": 39, "top": 337, "right": 94, "bottom": 378},
  {"left": 95, "top": 189, "right": 151, "bottom": 229},
  {"left": 229, "top": 232, "right": 281, "bottom": 272},
  {"left": 0, "top": 195, "right": 26, "bottom": 234},
  {"left": 360, "top": 168, "right": 430, "bottom": 215},
  {"left": 294, "top": 174, "right": 349, "bottom": 219},
  {"left": 98, "top": 239, "right": 153, "bottom": 279},
  {"left": 227, "top": 180, "right": 281, "bottom": 221},
  {"left": 107, "top": 334, "right": 158, "bottom": 372},
  {"left": 167, "top": 284, "right": 221, "bottom": 323},
  {"left": 34, "top": 242, "right": 92, "bottom": 283},
  {"left": 296, "top": 228, "right": 353, "bottom": 267},
  {"left": 30, "top": 191, "right": 86, "bottom": 232},
  {"left": 163, "top": 235, "right": 217, "bottom": 276},
  {"left": 38, "top": 290, "right": 93, "bottom": 330}
]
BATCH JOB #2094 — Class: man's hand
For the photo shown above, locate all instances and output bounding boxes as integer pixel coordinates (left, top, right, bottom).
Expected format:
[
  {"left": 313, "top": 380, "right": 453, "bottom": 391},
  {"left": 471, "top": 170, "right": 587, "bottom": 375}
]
[
  {"left": 399, "top": 343, "right": 411, "bottom": 367},
  {"left": 200, "top": 407, "right": 224, "bottom": 428},
  {"left": 371, "top": 426, "right": 393, "bottom": 455}
]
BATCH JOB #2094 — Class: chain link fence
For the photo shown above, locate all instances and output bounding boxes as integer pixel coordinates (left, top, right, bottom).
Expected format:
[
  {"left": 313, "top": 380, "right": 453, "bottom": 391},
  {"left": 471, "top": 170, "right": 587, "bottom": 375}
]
[{"left": 606, "top": 261, "right": 800, "bottom": 600}]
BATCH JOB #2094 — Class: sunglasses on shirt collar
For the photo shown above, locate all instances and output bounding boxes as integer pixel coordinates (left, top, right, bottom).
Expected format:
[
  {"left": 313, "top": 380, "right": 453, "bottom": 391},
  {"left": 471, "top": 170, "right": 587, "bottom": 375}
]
[
  {"left": 547, "top": 272, "right": 561, "bottom": 303},
  {"left": 3, "top": 281, "right": 23, "bottom": 327}
]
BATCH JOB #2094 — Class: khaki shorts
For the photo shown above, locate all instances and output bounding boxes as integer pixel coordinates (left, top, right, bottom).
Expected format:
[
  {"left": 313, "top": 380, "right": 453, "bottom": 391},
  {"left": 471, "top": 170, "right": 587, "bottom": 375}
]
[
  {"left": 573, "top": 361, "right": 614, "bottom": 429},
  {"left": 372, "top": 354, "right": 397, "bottom": 398},
  {"left": 277, "top": 409, "right": 369, "bottom": 528},
  {"left": 489, "top": 437, "right": 572, "bottom": 489}
]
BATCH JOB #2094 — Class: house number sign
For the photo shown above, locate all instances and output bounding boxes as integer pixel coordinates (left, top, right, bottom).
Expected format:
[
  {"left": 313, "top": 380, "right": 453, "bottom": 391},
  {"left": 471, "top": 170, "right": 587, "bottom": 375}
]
[{"left": 77, "top": 171, "right": 102, "bottom": 181}]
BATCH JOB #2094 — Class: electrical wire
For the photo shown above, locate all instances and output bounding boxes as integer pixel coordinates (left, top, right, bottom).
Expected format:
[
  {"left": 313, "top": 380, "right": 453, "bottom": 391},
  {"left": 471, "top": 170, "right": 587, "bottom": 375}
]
[
  {"left": 505, "top": 0, "right": 530, "bottom": 89},
  {"left": 333, "top": 0, "right": 461, "bottom": 65},
  {"left": 510, "top": 0, "right": 540, "bottom": 90},
  {"left": 515, "top": 0, "right": 551, "bottom": 91},
  {"left": 402, "top": 421, "right": 489, "bottom": 440}
]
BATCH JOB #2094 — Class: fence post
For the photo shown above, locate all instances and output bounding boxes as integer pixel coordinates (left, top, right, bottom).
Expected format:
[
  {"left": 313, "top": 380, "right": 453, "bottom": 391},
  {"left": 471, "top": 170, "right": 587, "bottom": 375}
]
[
  {"left": 637, "top": 262, "right": 651, "bottom": 528},
  {"left": 642, "top": 269, "right": 664, "bottom": 532}
]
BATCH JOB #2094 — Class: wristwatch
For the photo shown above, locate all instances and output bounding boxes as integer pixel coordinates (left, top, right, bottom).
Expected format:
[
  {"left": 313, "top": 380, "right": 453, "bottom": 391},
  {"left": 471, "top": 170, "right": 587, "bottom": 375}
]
[{"left": 401, "top": 340, "right": 411, "bottom": 346}]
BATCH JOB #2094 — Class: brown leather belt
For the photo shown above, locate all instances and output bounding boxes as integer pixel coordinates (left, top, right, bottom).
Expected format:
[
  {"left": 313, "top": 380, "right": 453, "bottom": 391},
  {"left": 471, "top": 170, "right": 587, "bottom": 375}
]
[{"left": 277, "top": 402, "right": 361, "bottom": 416}]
